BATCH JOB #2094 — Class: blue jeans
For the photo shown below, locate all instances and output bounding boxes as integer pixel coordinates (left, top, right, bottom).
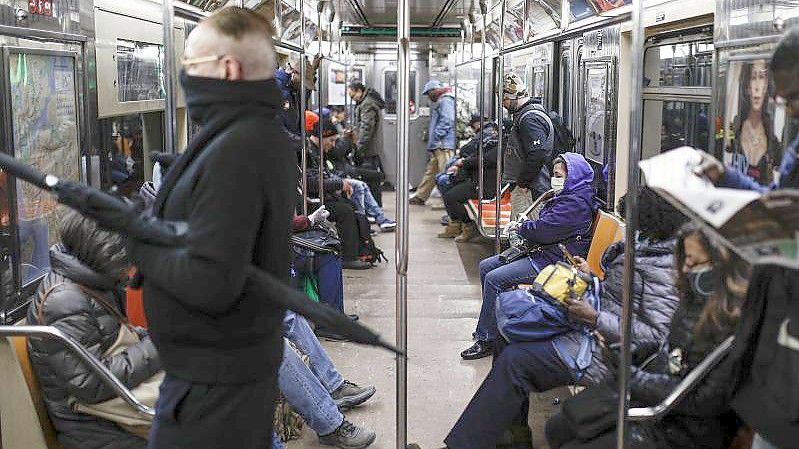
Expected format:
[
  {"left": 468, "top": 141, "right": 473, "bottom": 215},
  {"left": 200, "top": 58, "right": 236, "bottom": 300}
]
[
  {"left": 446, "top": 341, "right": 572, "bottom": 449},
  {"left": 475, "top": 255, "right": 539, "bottom": 341},
  {"left": 435, "top": 156, "right": 460, "bottom": 194},
  {"left": 349, "top": 179, "right": 388, "bottom": 223},
  {"left": 271, "top": 432, "right": 284, "bottom": 449},
  {"left": 283, "top": 312, "right": 345, "bottom": 393},
  {"left": 278, "top": 339, "right": 344, "bottom": 436}
]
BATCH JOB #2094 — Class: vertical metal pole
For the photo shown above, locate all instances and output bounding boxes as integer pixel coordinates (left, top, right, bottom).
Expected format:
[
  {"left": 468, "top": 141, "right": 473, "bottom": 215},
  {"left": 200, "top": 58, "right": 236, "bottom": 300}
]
[
  {"left": 477, "top": 0, "right": 487, "bottom": 226},
  {"left": 494, "top": 0, "right": 506, "bottom": 254},
  {"left": 317, "top": 3, "right": 325, "bottom": 207},
  {"left": 162, "top": 0, "right": 177, "bottom": 154},
  {"left": 300, "top": 4, "right": 309, "bottom": 215},
  {"left": 396, "top": 0, "right": 410, "bottom": 447},
  {"left": 617, "top": 1, "right": 645, "bottom": 448}
]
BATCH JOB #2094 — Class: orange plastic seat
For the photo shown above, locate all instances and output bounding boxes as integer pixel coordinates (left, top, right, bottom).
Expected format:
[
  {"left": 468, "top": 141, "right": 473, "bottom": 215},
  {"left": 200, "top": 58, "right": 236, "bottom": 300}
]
[{"left": 586, "top": 210, "right": 624, "bottom": 279}]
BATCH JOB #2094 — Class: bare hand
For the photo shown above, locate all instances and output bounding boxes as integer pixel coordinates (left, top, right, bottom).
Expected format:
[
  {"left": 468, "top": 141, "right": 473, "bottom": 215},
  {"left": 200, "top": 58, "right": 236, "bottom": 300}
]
[
  {"left": 693, "top": 150, "right": 725, "bottom": 185},
  {"left": 342, "top": 180, "right": 353, "bottom": 196},
  {"left": 573, "top": 256, "right": 593, "bottom": 276},
  {"left": 565, "top": 297, "right": 598, "bottom": 328}
]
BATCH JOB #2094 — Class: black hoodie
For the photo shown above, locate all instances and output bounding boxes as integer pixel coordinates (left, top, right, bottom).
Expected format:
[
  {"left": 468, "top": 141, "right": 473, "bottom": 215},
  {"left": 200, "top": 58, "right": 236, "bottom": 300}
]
[{"left": 128, "top": 74, "right": 296, "bottom": 384}]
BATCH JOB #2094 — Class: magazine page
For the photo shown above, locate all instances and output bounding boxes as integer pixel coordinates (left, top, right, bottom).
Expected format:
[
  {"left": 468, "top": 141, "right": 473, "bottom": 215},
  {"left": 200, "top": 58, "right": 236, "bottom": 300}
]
[{"left": 640, "top": 147, "right": 799, "bottom": 268}]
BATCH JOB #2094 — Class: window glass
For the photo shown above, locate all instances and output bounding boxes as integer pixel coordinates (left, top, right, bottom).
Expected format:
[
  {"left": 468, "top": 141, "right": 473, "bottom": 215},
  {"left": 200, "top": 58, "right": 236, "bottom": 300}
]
[
  {"left": 384, "top": 70, "right": 417, "bottom": 115},
  {"left": 116, "top": 39, "right": 166, "bottom": 102},
  {"left": 644, "top": 41, "right": 713, "bottom": 88},
  {"left": 8, "top": 52, "right": 80, "bottom": 284},
  {"left": 98, "top": 114, "right": 159, "bottom": 197},
  {"left": 642, "top": 100, "right": 710, "bottom": 160}
]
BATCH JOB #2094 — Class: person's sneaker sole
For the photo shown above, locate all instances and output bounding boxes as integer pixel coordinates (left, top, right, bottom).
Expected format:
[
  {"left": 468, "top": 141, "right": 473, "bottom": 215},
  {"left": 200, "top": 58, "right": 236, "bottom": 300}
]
[
  {"left": 334, "top": 386, "right": 377, "bottom": 410},
  {"left": 319, "top": 432, "right": 377, "bottom": 449}
]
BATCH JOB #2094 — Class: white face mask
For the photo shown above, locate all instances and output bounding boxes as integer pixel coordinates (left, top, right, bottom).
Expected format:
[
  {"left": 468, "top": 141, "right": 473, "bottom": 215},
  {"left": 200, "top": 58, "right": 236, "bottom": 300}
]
[{"left": 551, "top": 176, "right": 565, "bottom": 193}]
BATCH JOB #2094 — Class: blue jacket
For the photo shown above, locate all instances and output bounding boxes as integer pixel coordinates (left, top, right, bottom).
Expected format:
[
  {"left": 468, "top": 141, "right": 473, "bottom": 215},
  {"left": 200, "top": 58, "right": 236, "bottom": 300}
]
[
  {"left": 428, "top": 93, "right": 456, "bottom": 151},
  {"left": 518, "top": 152, "right": 596, "bottom": 270},
  {"left": 720, "top": 134, "right": 799, "bottom": 191}
]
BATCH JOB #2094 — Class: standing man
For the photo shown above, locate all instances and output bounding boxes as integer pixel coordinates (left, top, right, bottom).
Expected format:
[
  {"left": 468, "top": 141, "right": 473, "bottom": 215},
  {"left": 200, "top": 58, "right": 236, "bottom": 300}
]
[
  {"left": 348, "top": 81, "right": 386, "bottom": 205},
  {"left": 501, "top": 73, "right": 554, "bottom": 217},
  {"left": 411, "top": 80, "right": 456, "bottom": 205},
  {"left": 126, "top": 8, "right": 296, "bottom": 449}
]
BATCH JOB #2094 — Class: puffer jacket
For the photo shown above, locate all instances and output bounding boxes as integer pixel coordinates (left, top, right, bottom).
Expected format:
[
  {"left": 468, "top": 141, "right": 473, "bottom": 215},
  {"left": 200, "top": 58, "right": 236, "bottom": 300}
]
[
  {"left": 576, "top": 238, "right": 681, "bottom": 385},
  {"left": 306, "top": 140, "right": 345, "bottom": 198},
  {"left": 27, "top": 245, "right": 160, "bottom": 449},
  {"left": 353, "top": 88, "right": 385, "bottom": 159},
  {"left": 428, "top": 92, "right": 456, "bottom": 151},
  {"left": 517, "top": 152, "right": 596, "bottom": 270},
  {"left": 624, "top": 289, "right": 741, "bottom": 449}
]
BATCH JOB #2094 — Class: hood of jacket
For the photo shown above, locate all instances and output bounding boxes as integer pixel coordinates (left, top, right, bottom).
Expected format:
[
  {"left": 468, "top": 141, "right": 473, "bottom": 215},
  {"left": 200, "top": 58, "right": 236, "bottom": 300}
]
[
  {"left": 49, "top": 244, "right": 119, "bottom": 291},
  {"left": 360, "top": 88, "right": 386, "bottom": 109},
  {"left": 559, "top": 152, "right": 595, "bottom": 194}
]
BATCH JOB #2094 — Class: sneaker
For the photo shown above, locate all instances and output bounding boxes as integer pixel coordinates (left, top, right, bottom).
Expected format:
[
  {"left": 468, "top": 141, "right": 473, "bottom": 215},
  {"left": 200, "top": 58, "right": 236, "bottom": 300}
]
[
  {"left": 460, "top": 340, "right": 493, "bottom": 360},
  {"left": 315, "top": 328, "right": 351, "bottom": 342},
  {"left": 331, "top": 380, "right": 377, "bottom": 410},
  {"left": 379, "top": 220, "right": 397, "bottom": 232},
  {"left": 440, "top": 215, "right": 450, "bottom": 226},
  {"left": 348, "top": 314, "right": 359, "bottom": 321},
  {"left": 343, "top": 260, "right": 372, "bottom": 270},
  {"left": 409, "top": 196, "right": 426, "bottom": 205},
  {"left": 367, "top": 216, "right": 376, "bottom": 224},
  {"left": 319, "top": 420, "right": 376, "bottom": 449}
]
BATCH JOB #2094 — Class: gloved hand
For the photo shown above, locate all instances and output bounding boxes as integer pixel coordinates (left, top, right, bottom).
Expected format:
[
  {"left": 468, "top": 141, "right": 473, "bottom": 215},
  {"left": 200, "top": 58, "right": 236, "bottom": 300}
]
[{"left": 308, "top": 205, "right": 330, "bottom": 226}]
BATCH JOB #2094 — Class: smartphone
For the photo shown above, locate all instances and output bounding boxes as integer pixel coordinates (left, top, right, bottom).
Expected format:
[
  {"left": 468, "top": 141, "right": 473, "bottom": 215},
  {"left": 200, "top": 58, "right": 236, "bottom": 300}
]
[{"left": 559, "top": 243, "right": 578, "bottom": 267}]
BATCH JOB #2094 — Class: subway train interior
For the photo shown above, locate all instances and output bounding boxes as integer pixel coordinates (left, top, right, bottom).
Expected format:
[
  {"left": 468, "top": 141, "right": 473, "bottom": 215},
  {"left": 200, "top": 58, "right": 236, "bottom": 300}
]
[{"left": 0, "top": 0, "right": 798, "bottom": 449}]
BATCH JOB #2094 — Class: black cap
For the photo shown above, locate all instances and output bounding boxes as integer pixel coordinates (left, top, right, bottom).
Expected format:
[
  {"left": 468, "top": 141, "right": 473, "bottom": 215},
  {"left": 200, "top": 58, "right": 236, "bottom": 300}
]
[{"left": 313, "top": 117, "right": 338, "bottom": 138}]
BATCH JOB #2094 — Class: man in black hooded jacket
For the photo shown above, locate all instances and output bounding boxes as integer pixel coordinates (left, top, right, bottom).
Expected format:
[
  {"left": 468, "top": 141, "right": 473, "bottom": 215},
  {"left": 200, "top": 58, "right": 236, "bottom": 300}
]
[{"left": 125, "top": 8, "right": 296, "bottom": 449}]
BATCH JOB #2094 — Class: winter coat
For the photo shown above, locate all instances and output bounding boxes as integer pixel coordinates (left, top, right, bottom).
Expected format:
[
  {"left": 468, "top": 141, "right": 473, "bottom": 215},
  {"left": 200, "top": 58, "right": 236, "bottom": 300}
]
[
  {"left": 625, "top": 289, "right": 741, "bottom": 449},
  {"left": 328, "top": 137, "right": 386, "bottom": 184},
  {"left": 576, "top": 238, "right": 681, "bottom": 384},
  {"left": 517, "top": 152, "right": 595, "bottom": 270},
  {"left": 428, "top": 92, "right": 456, "bottom": 151},
  {"left": 353, "top": 88, "right": 385, "bottom": 158},
  {"left": 504, "top": 100, "right": 554, "bottom": 195},
  {"left": 306, "top": 141, "right": 345, "bottom": 198},
  {"left": 730, "top": 266, "right": 799, "bottom": 448},
  {"left": 28, "top": 245, "right": 160, "bottom": 449},
  {"left": 129, "top": 75, "right": 296, "bottom": 384}
]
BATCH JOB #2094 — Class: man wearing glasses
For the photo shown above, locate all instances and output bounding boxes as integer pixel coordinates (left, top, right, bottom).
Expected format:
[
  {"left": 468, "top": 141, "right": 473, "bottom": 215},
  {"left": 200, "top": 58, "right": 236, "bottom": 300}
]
[{"left": 125, "top": 7, "right": 296, "bottom": 449}]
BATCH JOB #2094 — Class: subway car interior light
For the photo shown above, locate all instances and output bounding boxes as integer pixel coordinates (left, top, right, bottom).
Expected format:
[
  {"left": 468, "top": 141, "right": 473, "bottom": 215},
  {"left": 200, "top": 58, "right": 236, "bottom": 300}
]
[{"left": 0, "top": 1, "right": 798, "bottom": 449}]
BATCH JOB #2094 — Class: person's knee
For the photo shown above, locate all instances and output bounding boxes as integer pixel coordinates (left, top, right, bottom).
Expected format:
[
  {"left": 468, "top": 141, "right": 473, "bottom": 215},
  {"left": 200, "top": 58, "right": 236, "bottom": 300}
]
[{"left": 494, "top": 345, "right": 529, "bottom": 386}]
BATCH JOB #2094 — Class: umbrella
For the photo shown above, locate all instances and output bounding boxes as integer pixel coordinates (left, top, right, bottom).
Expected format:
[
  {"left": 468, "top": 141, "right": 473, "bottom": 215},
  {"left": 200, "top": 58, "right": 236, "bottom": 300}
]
[{"left": 0, "top": 152, "right": 402, "bottom": 356}]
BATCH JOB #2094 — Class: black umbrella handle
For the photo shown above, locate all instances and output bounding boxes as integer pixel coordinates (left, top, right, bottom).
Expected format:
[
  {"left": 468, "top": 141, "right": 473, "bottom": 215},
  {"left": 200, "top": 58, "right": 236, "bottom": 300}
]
[{"left": 0, "top": 151, "right": 51, "bottom": 190}]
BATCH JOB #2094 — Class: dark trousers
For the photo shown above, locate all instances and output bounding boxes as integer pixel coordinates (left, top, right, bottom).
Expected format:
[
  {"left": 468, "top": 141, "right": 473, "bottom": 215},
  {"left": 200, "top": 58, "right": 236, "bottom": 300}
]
[
  {"left": 446, "top": 341, "right": 573, "bottom": 449},
  {"left": 317, "top": 253, "right": 344, "bottom": 312},
  {"left": 546, "top": 412, "right": 617, "bottom": 449},
  {"left": 324, "top": 198, "right": 360, "bottom": 262},
  {"left": 148, "top": 374, "right": 278, "bottom": 449},
  {"left": 443, "top": 181, "right": 477, "bottom": 223},
  {"left": 358, "top": 155, "right": 383, "bottom": 207}
]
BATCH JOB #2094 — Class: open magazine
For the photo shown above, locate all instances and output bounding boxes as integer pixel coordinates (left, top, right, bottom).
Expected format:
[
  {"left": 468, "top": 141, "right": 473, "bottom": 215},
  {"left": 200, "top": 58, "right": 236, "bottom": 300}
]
[{"left": 639, "top": 147, "right": 799, "bottom": 268}]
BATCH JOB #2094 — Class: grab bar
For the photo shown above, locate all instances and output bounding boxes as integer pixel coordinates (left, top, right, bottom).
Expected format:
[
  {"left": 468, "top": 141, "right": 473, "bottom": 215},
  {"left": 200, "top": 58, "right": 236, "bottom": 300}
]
[{"left": 0, "top": 325, "right": 155, "bottom": 417}]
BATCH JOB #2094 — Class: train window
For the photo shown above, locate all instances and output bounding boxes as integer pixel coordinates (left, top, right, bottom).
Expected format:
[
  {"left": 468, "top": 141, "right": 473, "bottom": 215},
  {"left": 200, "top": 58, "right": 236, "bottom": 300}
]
[
  {"left": 504, "top": 0, "right": 526, "bottom": 47},
  {"left": 116, "top": 40, "right": 166, "bottom": 103},
  {"left": 644, "top": 40, "right": 713, "bottom": 88},
  {"left": 643, "top": 101, "right": 710, "bottom": 159},
  {"left": 6, "top": 51, "right": 81, "bottom": 286},
  {"left": 98, "top": 114, "right": 156, "bottom": 197},
  {"left": 384, "top": 70, "right": 417, "bottom": 115}
]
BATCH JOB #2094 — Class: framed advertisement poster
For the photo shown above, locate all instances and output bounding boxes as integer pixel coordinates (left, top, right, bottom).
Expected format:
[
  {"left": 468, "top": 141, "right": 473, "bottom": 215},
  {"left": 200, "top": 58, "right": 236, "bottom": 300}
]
[
  {"left": 583, "top": 61, "right": 612, "bottom": 164},
  {"left": 328, "top": 62, "right": 346, "bottom": 105},
  {"left": 720, "top": 55, "right": 787, "bottom": 187},
  {"left": 4, "top": 48, "right": 81, "bottom": 286}
]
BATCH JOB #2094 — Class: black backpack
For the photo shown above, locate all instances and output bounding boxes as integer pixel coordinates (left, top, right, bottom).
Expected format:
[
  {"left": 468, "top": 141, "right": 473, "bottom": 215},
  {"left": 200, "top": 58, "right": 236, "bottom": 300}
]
[
  {"left": 353, "top": 213, "right": 387, "bottom": 265},
  {"left": 547, "top": 110, "right": 577, "bottom": 155}
]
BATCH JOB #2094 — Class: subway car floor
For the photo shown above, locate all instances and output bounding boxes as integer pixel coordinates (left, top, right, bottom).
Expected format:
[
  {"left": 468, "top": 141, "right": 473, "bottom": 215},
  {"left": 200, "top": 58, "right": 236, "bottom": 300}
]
[{"left": 288, "top": 192, "right": 493, "bottom": 448}]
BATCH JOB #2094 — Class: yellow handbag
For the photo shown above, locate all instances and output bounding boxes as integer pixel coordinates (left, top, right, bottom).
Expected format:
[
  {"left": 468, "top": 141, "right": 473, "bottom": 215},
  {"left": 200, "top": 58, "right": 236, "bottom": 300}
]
[{"left": 532, "top": 262, "right": 591, "bottom": 305}]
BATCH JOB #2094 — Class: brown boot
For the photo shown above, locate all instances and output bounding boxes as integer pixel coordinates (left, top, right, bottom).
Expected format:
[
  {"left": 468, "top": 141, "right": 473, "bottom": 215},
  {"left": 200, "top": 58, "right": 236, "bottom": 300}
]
[
  {"left": 455, "top": 222, "right": 478, "bottom": 243},
  {"left": 437, "top": 220, "right": 462, "bottom": 238}
]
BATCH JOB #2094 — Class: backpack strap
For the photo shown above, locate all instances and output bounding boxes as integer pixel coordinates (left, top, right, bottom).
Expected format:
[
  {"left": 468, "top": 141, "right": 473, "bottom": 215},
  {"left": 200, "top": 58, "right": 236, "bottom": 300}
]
[{"left": 517, "top": 105, "right": 555, "bottom": 141}]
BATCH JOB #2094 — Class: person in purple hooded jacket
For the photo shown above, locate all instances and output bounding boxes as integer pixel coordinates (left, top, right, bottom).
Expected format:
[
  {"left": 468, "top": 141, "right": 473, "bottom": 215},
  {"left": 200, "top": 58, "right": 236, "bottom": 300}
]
[{"left": 462, "top": 152, "right": 596, "bottom": 360}]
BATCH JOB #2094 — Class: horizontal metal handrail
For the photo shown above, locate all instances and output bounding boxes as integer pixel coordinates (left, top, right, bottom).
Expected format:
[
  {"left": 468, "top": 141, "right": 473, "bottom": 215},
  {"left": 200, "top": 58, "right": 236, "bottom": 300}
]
[
  {"left": 0, "top": 325, "right": 155, "bottom": 417},
  {"left": 627, "top": 335, "right": 734, "bottom": 421}
]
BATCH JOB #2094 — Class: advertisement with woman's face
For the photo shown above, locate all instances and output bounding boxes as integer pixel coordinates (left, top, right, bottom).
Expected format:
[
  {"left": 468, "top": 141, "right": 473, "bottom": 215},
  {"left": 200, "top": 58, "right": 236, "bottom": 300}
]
[{"left": 722, "top": 59, "right": 785, "bottom": 186}]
